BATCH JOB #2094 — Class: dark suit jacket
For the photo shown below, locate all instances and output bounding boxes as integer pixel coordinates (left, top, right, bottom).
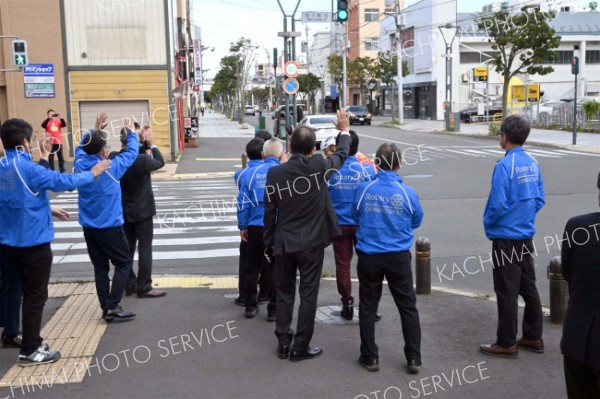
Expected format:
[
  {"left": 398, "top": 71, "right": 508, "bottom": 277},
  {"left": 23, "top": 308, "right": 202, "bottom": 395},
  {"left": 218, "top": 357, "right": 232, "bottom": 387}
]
[
  {"left": 263, "top": 134, "right": 350, "bottom": 255},
  {"left": 560, "top": 211, "right": 600, "bottom": 369},
  {"left": 109, "top": 148, "right": 165, "bottom": 223}
]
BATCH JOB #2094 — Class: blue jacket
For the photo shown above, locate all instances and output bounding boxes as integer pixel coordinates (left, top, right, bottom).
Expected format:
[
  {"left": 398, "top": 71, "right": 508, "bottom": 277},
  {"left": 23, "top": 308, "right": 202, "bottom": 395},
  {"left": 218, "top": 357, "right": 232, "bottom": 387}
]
[
  {"left": 0, "top": 149, "right": 95, "bottom": 247},
  {"left": 353, "top": 170, "right": 423, "bottom": 254},
  {"left": 74, "top": 130, "right": 139, "bottom": 228},
  {"left": 484, "top": 147, "right": 545, "bottom": 240},
  {"left": 237, "top": 157, "right": 280, "bottom": 229},
  {"left": 329, "top": 156, "right": 376, "bottom": 225},
  {"left": 234, "top": 159, "right": 263, "bottom": 190}
]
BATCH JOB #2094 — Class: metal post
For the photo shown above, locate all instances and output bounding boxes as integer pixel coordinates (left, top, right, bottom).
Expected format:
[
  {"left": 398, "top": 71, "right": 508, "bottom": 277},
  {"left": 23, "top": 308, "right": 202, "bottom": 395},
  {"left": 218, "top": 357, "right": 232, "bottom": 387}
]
[
  {"left": 241, "top": 153, "right": 248, "bottom": 169},
  {"left": 445, "top": 42, "right": 451, "bottom": 128},
  {"left": 395, "top": 0, "right": 403, "bottom": 124},
  {"left": 572, "top": 73, "right": 578, "bottom": 145},
  {"left": 342, "top": 26, "right": 348, "bottom": 109},
  {"left": 292, "top": 14, "right": 298, "bottom": 126},
  {"left": 415, "top": 237, "right": 431, "bottom": 295},
  {"left": 547, "top": 256, "right": 568, "bottom": 324}
]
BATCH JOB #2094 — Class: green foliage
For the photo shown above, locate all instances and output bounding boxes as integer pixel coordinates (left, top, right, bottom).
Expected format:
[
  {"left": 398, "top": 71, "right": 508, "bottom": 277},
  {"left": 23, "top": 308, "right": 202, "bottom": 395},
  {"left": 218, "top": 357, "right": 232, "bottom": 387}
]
[
  {"left": 488, "top": 123, "right": 500, "bottom": 137},
  {"left": 478, "top": 6, "right": 561, "bottom": 116},
  {"left": 245, "top": 87, "right": 270, "bottom": 109},
  {"left": 582, "top": 100, "right": 600, "bottom": 119}
]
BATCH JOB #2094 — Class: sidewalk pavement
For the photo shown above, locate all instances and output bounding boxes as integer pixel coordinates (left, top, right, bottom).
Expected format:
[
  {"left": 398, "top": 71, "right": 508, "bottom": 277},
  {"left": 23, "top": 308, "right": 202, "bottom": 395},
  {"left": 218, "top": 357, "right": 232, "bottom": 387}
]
[
  {"left": 377, "top": 117, "right": 600, "bottom": 154},
  {"left": 0, "top": 278, "right": 567, "bottom": 399}
]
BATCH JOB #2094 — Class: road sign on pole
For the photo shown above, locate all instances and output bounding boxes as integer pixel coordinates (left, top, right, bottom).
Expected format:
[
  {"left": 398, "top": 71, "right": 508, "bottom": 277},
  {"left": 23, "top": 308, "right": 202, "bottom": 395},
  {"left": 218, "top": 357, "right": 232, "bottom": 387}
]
[
  {"left": 282, "top": 78, "right": 300, "bottom": 95},
  {"left": 283, "top": 61, "right": 299, "bottom": 78}
]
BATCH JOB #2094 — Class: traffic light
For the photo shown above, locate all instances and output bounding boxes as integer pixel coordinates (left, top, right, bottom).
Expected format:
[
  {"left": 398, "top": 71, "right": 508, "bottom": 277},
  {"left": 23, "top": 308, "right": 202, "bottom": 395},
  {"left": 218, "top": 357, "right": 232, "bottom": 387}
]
[
  {"left": 273, "top": 48, "right": 278, "bottom": 68},
  {"left": 337, "top": 0, "right": 348, "bottom": 22},
  {"left": 571, "top": 56, "right": 579, "bottom": 75},
  {"left": 11, "top": 40, "right": 28, "bottom": 68}
]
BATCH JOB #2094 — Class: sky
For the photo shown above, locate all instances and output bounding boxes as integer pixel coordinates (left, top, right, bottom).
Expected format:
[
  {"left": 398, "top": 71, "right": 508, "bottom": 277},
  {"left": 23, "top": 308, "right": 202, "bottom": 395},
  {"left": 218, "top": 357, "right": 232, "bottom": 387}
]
[{"left": 193, "top": 0, "right": 585, "bottom": 79}]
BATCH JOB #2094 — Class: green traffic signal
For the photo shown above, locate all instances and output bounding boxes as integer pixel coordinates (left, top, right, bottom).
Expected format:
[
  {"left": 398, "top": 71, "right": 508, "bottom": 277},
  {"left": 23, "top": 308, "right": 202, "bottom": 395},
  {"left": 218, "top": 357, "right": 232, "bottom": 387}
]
[
  {"left": 11, "top": 39, "right": 28, "bottom": 68},
  {"left": 337, "top": 0, "right": 348, "bottom": 22}
]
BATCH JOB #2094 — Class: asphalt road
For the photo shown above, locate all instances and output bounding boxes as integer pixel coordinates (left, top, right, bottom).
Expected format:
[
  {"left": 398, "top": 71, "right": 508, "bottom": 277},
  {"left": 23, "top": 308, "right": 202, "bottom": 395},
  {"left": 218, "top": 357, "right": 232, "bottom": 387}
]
[{"left": 49, "top": 117, "right": 599, "bottom": 305}]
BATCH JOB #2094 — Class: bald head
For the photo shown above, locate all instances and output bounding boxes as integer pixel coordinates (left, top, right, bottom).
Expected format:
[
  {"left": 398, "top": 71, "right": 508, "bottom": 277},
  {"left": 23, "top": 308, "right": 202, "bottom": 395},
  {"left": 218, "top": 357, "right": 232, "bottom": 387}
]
[
  {"left": 290, "top": 126, "right": 316, "bottom": 155},
  {"left": 263, "top": 138, "right": 283, "bottom": 159}
]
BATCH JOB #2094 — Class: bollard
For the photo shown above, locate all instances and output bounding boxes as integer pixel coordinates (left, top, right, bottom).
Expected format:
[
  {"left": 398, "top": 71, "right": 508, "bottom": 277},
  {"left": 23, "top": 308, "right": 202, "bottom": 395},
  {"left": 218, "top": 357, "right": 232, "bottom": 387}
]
[
  {"left": 241, "top": 153, "right": 248, "bottom": 169},
  {"left": 547, "top": 256, "right": 568, "bottom": 324},
  {"left": 415, "top": 237, "right": 431, "bottom": 295}
]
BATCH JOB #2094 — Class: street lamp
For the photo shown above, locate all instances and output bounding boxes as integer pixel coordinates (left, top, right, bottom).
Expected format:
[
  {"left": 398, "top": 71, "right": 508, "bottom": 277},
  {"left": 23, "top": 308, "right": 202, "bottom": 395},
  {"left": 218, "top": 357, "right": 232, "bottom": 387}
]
[
  {"left": 385, "top": 0, "right": 403, "bottom": 124},
  {"left": 439, "top": 22, "right": 459, "bottom": 130},
  {"left": 199, "top": 46, "right": 215, "bottom": 108}
]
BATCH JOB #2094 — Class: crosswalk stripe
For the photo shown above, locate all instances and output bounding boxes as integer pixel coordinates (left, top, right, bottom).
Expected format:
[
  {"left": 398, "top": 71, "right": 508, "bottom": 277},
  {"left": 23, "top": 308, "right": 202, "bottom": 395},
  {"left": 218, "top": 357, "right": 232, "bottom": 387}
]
[
  {"left": 54, "top": 248, "right": 240, "bottom": 264},
  {"left": 526, "top": 149, "right": 561, "bottom": 158},
  {"left": 554, "top": 149, "right": 600, "bottom": 157}
]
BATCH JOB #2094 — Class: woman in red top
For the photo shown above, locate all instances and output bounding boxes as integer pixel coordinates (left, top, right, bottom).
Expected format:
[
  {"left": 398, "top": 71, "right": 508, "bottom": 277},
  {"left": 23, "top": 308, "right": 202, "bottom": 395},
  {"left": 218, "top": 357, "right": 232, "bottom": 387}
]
[{"left": 41, "top": 109, "right": 67, "bottom": 173}]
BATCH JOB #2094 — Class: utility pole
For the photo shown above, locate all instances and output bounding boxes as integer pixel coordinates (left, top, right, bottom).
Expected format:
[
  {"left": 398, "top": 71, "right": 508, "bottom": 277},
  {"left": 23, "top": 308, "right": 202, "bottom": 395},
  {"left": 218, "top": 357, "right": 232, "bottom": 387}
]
[
  {"left": 439, "top": 23, "right": 459, "bottom": 130},
  {"left": 386, "top": 0, "right": 403, "bottom": 123}
]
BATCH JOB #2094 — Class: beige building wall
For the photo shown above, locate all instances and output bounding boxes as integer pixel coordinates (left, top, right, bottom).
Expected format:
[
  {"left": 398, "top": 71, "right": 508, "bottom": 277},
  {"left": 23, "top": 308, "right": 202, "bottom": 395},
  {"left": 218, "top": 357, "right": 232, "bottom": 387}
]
[{"left": 0, "top": 0, "right": 67, "bottom": 154}]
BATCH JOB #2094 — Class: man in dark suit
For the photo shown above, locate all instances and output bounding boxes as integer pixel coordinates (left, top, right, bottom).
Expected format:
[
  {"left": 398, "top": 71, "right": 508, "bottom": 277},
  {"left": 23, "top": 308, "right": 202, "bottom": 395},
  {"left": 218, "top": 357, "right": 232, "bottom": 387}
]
[
  {"left": 111, "top": 126, "right": 166, "bottom": 298},
  {"left": 561, "top": 171, "right": 600, "bottom": 398},
  {"left": 264, "top": 109, "right": 351, "bottom": 362}
]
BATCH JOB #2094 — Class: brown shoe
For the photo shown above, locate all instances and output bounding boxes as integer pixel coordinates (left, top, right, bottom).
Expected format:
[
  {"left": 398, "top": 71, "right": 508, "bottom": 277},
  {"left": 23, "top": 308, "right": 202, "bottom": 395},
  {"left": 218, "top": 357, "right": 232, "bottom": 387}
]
[
  {"left": 517, "top": 338, "right": 544, "bottom": 353},
  {"left": 479, "top": 343, "right": 518, "bottom": 358},
  {"left": 137, "top": 290, "right": 167, "bottom": 298}
]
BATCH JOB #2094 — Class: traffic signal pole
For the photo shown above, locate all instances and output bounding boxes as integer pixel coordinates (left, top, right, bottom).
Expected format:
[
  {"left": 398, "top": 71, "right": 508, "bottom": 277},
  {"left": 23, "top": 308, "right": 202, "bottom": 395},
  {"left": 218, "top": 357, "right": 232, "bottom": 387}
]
[{"left": 571, "top": 56, "right": 579, "bottom": 145}]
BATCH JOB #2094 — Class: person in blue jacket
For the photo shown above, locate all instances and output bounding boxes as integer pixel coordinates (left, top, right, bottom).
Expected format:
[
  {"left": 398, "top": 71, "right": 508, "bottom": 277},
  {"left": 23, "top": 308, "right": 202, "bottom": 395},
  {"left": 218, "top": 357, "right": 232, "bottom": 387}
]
[
  {"left": 480, "top": 115, "right": 545, "bottom": 359},
  {"left": 0, "top": 118, "right": 109, "bottom": 366},
  {"left": 233, "top": 137, "right": 265, "bottom": 307},
  {"left": 238, "top": 138, "right": 284, "bottom": 320},
  {"left": 352, "top": 142, "right": 424, "bottom": 375},
  {"left": 328, "top": 130, "right": 375, "bottom": 320},
  {"left": 75, "top": 113, "right": 140, "bottom": 322}
]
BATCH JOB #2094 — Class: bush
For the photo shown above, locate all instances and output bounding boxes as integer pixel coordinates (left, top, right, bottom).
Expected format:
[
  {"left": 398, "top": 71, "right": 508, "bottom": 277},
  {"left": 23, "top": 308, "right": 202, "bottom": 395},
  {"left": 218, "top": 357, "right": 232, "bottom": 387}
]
[{"left": 488, "top": 123, "right": 500, "bottom": 137}]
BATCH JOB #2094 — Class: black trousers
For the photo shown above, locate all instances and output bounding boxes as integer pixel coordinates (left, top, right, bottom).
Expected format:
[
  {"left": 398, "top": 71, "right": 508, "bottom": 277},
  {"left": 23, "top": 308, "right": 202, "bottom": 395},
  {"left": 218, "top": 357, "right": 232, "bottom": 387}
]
[
  {"left": 4, "top": 244, "right": 52, "bottom": 355},
  {"left": 243, "top": 226, "right": 275, "bottom": 311},
  {"left": 0, "top": 244, "right": 22, "bottom": 337},
  {"left": 564, "top": 356, "right": 600, "bottom": 399},
  {"left": 238, "top": 240, "right": 247, "bottom": 294},
  {"left": 83, "top": 227, "right": 132, "bottom": 311},
  {"left": 274, "top": 245, "right": 324, "bottom": 351},
  {"left": 492, "top": 238, "right": 543, "bottom": 347},
  {"left": 357, "top": 250, "right": 421, "bottom": 361},
  {"left": 48, "top": 143, "right": 65, "bottom": 173},
  {"left": 124, "top": 217, "right": 154, "bottom": 294}
]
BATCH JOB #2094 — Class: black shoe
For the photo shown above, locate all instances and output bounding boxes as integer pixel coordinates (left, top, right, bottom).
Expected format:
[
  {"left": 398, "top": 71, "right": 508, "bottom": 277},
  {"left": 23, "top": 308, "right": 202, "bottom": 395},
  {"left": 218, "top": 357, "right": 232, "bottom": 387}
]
[
  {"left": 289, "top": 347, "right": 322, "bottom": 362},
  {"left": 245, "top": 306, "right": 259, "bottom": 319},
  {"left": 1, "top": 332, "right": 22, "bottom": 348},
  {"left": 234, "top": 297, "right": 245, "bottom": 307},
  {"left": 266, "top": 310, "right": 276, "bottom": 322},
  {"left": 375, "top": 313, "right": 382, "bottom": 322},
  {"left": 278, "top": 344, "right": 290, "bottom": 359},
  {"left": 341, "top": 299, "right": 354, "bottom": 321},
  {"left": 104, "top": 306, "right": 136, "bottom": 322},
  {"left": 407, "top": 359, "right": 422, "bottom": 374},
  {"left": 359, "top": 355, "right": 379, "bottom": 372}
]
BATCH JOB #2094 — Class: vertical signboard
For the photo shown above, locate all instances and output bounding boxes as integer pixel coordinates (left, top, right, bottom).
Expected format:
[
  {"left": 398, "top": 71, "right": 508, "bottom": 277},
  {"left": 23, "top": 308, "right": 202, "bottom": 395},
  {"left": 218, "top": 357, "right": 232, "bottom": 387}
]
[
  {"left": 193, "top": 39, "right": 202, "bottom": 85},
  {"left": 24, "top": 64, "right": 55, "bottom": 98}
]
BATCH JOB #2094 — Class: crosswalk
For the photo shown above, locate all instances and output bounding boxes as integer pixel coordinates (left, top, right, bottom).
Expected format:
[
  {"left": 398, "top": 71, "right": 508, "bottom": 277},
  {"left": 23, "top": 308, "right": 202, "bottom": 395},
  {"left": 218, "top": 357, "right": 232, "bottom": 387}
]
[
  {"left": 50, "top": 178, "right": 242, "bottom": 265},
  {"left": 385, "top": 145, "right": 600, "bottom": 164}
]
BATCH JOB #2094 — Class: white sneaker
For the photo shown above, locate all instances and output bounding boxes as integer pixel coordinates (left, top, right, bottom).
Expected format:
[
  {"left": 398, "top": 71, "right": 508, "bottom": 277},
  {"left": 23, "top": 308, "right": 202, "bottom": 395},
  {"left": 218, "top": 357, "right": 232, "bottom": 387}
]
[{"left": 18, "top": 345, "right": 61, "bottom": 367}]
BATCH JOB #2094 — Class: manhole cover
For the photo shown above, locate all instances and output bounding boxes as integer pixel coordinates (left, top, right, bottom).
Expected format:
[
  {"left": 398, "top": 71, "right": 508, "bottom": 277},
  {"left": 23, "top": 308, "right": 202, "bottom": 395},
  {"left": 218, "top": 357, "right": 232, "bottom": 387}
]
[{"left": 404, "top": 174, "right": 434, "bottom": 179}]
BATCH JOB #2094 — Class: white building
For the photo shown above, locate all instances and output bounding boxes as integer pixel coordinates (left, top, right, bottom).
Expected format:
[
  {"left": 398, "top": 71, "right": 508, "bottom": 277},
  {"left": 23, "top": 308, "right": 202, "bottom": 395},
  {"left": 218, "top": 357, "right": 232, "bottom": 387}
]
[{"left": 379, "top": 0, "right": 600, "bottom": 120}]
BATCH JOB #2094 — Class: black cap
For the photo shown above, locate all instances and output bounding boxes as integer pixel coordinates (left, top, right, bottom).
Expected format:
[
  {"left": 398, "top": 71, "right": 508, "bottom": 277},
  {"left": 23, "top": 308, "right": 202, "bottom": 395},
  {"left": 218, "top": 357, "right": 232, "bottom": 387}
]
[{"left": 597, "top": 171, "right": 600, "bottom": 189}]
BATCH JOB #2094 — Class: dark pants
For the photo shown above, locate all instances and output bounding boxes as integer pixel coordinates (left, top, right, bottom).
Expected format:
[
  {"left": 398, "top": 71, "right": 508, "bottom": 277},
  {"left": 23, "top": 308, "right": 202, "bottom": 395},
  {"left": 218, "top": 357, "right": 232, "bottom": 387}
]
[
  {"left": 332, "top": 225, "right": 358, "bottom": 302},
  {"left": 48, "top": 143, "right": 65, "bottom": 173},
  {"left": 564, "top": 356, "right": 600, "bottom": 399},
  {"left": 243, "top": 226, "right": 275, "bottom": 312},
  {"left": 83, "top": 227, "right": 132, "bottom": 311},
  {"left": 238, "top": 240, "right": 247, "bottom": 294},
  {"left": 275, "top": 245, "right": 324, "bottom": 351},
  {"left": 0, "top": 244, "right": 22, "bottom": 337},
  {"left": 123, "top": 217, "right": 154, "bottom": 294},
  {"left": 492, "top": 238, "right": 543, "bottom": 347},
  {"left": 4, "top": 244, "right": 52, "bottom": 355},
  {"left": 357, "top": 250, "right": 421, "bottom": 362}
]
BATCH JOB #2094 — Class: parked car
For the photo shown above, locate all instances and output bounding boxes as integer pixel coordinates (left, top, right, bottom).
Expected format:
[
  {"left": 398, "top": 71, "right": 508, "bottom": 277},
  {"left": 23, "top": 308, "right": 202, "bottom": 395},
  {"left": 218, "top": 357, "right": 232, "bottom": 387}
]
[
  {"left": 297, "top": 114, "right": 340, "bottom": 143},
  {"left": 520, "top": 100, "right": 564, "bottom": 126},
  {"left": 344, "top": 105, "right": 371, "bottom": 125},
  {"left": 244, "top": 105, "right": 255, "bottom": 116},
  {"left": 272, "top": 105, "right": 304, "bottom": 138},
  {"left": 459, "top": 102, "right": 503, "bottom": 123}
]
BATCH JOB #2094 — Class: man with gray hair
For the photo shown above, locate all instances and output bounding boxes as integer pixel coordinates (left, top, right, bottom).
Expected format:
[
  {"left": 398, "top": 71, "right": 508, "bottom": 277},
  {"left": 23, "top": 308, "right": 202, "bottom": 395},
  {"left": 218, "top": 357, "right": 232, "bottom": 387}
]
[{"left": 238, "top": 138, "right": 285, "bottom": 320}]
